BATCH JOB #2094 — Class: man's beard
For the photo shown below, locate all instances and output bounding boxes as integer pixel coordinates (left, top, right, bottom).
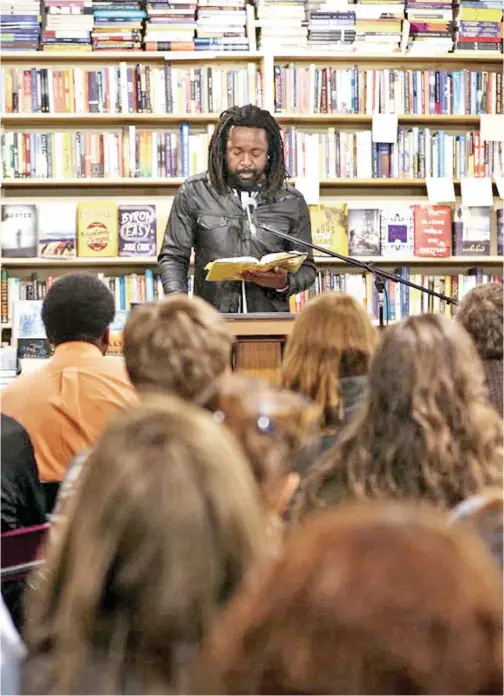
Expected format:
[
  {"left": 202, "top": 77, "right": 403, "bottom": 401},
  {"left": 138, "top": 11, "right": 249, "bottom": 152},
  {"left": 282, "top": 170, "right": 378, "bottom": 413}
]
[{"left": 227, "top": 169, "right": 264, "bottom": 191}]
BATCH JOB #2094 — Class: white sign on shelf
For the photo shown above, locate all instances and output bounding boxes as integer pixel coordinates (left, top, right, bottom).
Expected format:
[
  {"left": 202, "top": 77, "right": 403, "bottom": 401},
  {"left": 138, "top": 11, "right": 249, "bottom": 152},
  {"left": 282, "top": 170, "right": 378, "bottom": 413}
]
[
  {"left": 480, "top": 115, "right": 504, "bottom": 142},
  {"left": 495, "top": 177, "right": 504, "bottom": 199},
  {"left": 295, "top": 175, "right": 320, "bottom": 205},
  {"left": 426, "top": 177, "right": 456, "bottom": 204},
  {"left": 372, "top": 114, "right": 398, "bottom": 143},
  {"left": 460, "top": 178, "right": 493, "bottom": 207}
]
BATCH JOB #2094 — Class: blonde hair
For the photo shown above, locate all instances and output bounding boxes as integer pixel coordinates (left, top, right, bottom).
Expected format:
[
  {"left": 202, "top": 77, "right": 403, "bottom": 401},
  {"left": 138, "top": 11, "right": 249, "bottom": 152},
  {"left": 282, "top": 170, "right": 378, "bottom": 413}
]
[
  {"left": 200, "top": 374, "right": 319, "bottom": 509},
  {"left": 123, "top": 295, "right": 234, "bottom": 401},
  {"left": 297, "top": 314, "right": 503, "bottom": 516},
  {"left": 23, "top": 396, "right": 265, "bottom": 695},
  {"left": 281, "top": 293, "right": 378, "bottom": 428},
  {"left": 456, "top": 282, "right": 503, "bottom": 360}
]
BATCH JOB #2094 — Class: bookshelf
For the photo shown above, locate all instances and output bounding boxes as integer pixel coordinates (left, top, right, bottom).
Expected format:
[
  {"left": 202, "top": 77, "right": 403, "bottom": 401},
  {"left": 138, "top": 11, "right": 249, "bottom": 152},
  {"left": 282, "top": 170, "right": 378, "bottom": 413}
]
[{"left": 1, "top": 48, "right": 503, "bottom": 346}]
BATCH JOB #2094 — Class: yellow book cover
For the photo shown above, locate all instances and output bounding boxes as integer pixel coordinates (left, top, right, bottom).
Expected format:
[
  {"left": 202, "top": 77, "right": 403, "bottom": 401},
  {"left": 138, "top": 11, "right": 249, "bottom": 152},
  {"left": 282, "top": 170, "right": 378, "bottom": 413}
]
[
  {"left": 205, "top": 251, "right": 307, "bottom": 282},
  {"left": 310, "top": 204, "right": 349, "bottom": 255},
  {"left": 77, "top": 201, "right": 118, "bottom": 257},
  {"left": 460, "top": 8, "right": 502, "bottom": 20}
]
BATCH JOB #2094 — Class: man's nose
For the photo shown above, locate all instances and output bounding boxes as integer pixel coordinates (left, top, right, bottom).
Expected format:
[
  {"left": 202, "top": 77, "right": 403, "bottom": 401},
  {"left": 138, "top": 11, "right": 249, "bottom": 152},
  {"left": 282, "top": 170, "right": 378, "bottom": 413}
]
[{"left": 240, "top": 153, "right": 252, "bottom": 168}]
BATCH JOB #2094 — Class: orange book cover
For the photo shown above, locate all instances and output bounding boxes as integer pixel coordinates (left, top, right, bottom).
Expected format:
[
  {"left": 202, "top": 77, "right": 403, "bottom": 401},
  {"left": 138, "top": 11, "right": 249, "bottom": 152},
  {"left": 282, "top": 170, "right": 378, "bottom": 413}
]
[{"left": 412, "top": 205, "right": 452, "bottom": 258}]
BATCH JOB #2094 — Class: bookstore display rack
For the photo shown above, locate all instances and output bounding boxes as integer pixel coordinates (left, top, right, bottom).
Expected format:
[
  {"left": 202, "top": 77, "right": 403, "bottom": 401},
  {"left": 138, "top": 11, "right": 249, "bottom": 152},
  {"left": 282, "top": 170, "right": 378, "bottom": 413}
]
[{"left": 1, "top": 40, "right": 503, "bottom": 349}]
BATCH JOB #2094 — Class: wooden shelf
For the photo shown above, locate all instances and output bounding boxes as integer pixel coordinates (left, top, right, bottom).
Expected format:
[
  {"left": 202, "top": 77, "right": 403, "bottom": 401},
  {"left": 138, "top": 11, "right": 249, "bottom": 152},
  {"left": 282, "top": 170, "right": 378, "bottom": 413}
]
[
  {"left": 1, "top": 257, "right": 159, "bottom": 267},
  {"left": 274, "top": 51, "right": 504, "bottom": 64},
  {"left": 0, "top": 50, "right": 262, "bottom": 63},
  {"left": 2, "top": 256, "right": 501, "bottom": 269},
  {"left": 2, "top": 177, "right": 499, "bottom": 189},
  {"left": 1, "top": 113, "right": 484, "bottom": 127},
  {"left": 1, "top": 113, "right": 220, "bottom": 126}
]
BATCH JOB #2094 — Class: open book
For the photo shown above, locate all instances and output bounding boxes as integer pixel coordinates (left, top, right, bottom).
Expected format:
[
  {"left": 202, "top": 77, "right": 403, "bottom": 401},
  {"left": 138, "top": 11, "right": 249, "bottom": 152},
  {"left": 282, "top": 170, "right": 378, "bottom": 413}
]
[{"left": 205, "top": 251, "right": 307, "bottom": 282}]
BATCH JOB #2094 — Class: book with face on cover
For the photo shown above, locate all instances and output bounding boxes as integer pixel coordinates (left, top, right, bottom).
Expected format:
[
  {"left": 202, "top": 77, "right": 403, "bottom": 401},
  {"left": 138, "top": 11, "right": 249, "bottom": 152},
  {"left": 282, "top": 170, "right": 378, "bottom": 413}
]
[
  {"left": 348, "top": 208, "right": 381, "bottom": 255},
  {"left": 1, "top": 204, "right": 37, "bottom": 258},
  {"left": 38, "top": 203, "right": 77, "bottom": 258},
  {"left": 205, "top": 251, "right": 307, "bottom": 282},
  {"left": 380, "top": 207, "right": 414, "bottom": 256}
]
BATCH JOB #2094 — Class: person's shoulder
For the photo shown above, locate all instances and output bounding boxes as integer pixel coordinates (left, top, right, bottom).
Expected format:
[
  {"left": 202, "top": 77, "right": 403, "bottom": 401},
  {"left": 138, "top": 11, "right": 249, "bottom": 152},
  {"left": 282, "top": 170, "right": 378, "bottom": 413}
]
[
  {"left": 282, "top": 181, "right": 306, "bottom": 201},
  {"left": 181, "top": 171, "right": 210, "bottom": 192}
]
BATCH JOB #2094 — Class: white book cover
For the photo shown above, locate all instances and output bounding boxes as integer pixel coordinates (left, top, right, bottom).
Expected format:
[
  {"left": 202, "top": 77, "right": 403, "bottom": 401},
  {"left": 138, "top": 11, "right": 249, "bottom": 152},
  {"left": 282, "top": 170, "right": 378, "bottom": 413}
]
[
  {"left": 380, "top": 207, "right": 414, "bottom": 256},
  {"left": 38, "top": 202, "right": 77, "bottom": 258}
]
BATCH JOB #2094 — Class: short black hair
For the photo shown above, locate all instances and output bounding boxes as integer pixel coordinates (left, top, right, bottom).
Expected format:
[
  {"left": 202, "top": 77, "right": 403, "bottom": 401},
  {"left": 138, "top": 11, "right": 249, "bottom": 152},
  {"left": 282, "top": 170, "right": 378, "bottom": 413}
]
[
  {"left": 42, "top": 272, "right": 115, "bottom": 346},
  {"left": 208, "top": 104, "right": 287, "bottom": 200}
]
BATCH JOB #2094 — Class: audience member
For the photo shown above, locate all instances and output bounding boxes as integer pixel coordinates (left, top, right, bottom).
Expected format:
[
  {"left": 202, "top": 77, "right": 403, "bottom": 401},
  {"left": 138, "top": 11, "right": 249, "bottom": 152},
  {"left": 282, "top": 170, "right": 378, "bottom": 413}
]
[
  {"left": 295, "top": 314, "right": 503, "bottom": 518},
  {"left": 200, "top": 374, "right": 318, "bottom": 542},
  {"left": 123, "top": 294, "right": 233, "bottom": 400},
  {"left": 455, "top": 282, "right": 503, "bottom": 417},
  {"left": 1, "top": 415, "right": 47, "bottom": 633},
  {"left": 1, "top": 596, "right": 25, "bottom": 696},
  {"left": 1, "top": 273, "right": 135, "bottom": 508},
  {"left": 281, "top": 293, "right": 377, "bottom": 451},
  {"left": 51, "top": 294, "right": 234, "bottom": 522},
  {"left": 201, "top": 501, "right": 503, "bottom": 695},
  {"left": 452, "top": 488, "right": 503, "bottom": 571},
  {"left": 22, "top": 396, "right": 265, "bottom": 695}
]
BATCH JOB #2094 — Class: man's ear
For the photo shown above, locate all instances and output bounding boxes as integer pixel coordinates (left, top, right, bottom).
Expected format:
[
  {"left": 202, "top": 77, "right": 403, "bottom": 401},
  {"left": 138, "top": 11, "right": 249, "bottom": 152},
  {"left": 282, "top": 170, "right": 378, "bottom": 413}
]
[{"left": 100, "top": 327, "right": 110, "bottom": 355}]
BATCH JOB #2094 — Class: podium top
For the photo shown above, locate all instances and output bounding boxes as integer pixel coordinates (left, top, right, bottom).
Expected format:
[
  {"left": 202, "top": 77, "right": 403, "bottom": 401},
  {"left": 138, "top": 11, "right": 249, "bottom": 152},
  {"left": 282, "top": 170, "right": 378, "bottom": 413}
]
[
  {"left": 223, "top": 312, "right": 296, "bottom": 338},
  {"left": 223, "top": 312, "right": 294, "bottom": 322}
]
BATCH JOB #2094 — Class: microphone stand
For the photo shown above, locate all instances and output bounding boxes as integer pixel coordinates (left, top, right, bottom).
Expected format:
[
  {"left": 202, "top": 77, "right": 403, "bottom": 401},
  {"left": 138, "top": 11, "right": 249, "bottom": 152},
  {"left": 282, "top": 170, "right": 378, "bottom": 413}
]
[{"left": 259, "top": 222, "right": 458, "bottom": 328}]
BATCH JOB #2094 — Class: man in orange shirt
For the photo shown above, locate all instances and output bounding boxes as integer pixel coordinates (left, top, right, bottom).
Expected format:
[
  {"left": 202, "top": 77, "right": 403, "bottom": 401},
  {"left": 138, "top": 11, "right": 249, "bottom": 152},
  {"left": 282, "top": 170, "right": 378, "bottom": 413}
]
[{"left": 2, "top": 273, "right": 136, "bottom": 502}]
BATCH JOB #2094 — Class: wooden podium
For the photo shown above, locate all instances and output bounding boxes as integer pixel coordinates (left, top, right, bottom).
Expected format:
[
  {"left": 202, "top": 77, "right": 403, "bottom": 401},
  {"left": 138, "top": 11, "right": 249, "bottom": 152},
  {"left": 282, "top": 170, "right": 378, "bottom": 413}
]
[{"left": 224, "top": 312, "right": 295, "bottom": 383}]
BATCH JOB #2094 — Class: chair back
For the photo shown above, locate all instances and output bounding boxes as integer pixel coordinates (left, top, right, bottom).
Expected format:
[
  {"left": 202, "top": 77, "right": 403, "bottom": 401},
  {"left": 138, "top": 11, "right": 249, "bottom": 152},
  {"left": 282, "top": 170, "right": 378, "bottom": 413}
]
[{"left": 1, "top": 523, "right": 50, "bottom": 583}]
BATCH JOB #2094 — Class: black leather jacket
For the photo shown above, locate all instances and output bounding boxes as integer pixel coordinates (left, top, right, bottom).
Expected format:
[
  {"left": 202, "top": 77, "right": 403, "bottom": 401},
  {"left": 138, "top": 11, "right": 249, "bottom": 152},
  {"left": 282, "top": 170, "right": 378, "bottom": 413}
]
[{"left": 158, "top": 172, "right": 317, "bottom": 312}]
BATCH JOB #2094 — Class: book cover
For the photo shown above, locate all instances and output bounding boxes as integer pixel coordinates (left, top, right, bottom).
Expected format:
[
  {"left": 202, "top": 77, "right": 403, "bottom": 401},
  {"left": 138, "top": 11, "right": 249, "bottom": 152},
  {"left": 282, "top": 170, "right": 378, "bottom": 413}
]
[
  {"left": 497, "top": 209, "right": 503, "bottom": 256},
  {"left": 412, "top": 205, "right": 452, "bottom": 257},
  {"left": 452, "top": 206, "right": 491, "bottom": 255},
  {"left": 118, "top": 204, "right": 156, "bottom": 257},
  {"left": 205, "top": 251, "right": 306, "bottom": 282},
  {"left": 309, "top": 204, "right": 349, "bottom": 255},
  {"left": 380, "top": 208, "right": 414, "bottom": 256},
  {"left": 38, "top": 202, "right": 77, "bottom": 258},
  {"left": 1, "top": 204, "right": 37, "bottom": 258},
  {"left": 348, "top": 208, "right": 381, "bottom": 256},
  {"left": 12, "top": 300, "right": 52, "bottom": 359},
  {"left": 106, "top": 309, "right": 129, "bottom": 356},
  {"left": 77, "top": 201, "right": 118, "bottom": 257}
]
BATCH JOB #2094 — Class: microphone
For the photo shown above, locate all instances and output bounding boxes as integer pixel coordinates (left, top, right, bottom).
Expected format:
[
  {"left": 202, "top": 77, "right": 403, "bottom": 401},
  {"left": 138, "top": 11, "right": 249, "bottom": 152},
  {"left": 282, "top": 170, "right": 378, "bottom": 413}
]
[{"left": 242, "top": 194, "right": 258, "bottom": 237}]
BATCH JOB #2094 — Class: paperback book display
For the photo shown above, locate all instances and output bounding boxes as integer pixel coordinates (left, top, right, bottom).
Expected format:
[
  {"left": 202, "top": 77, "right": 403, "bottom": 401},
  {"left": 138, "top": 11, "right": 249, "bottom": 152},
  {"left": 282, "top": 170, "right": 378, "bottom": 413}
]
[
  {"left": 41, "top": 0, "right": 93, "bottom": 52},
  {"left": 144, "top": 0, "right": 197, "bottom": 51},
  {"left": 196, "top": 0, "right": 249, "bottom": 51},
  {"left": 91, "top": 0, "right": 146, "bottom": 51},
  {"left": 257, "top": 0, "right": 307, "bottom": 51},
  {"left": 1, "top": 0, "right": 42, "bottom": 51}
]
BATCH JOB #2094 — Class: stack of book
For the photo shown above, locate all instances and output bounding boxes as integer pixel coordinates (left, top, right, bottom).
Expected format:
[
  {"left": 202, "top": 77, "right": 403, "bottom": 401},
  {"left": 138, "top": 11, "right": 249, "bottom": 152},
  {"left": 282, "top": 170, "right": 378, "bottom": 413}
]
[
  {"left": 91, "top": 0, "right": 146, "bottom": 50},
  {"left": 257, "top": 0, "right": 307, "bottom": 51},
  {"left": 1, "top": 0, "right": 42, "bottom": 51},
  {"left": 406, "top": 0, "right": 454, "bottom": 54},
  {"left": 41, "top": 0, "right": 93, "bottom": 52},
  {"left": 195, "top": 0, "right": 248, "bottom": 51},
  {"left": 354, "top": 0, "right": 405, "bottom": 53},
  {"left": 306, "top": 0, "right": 356, "bottom": 50},
  {"left": 454, "top": 0, "right": 503, "bottom": 53},
  {"left": 144, "top": 0, "right": 197, "bottom": 51}
]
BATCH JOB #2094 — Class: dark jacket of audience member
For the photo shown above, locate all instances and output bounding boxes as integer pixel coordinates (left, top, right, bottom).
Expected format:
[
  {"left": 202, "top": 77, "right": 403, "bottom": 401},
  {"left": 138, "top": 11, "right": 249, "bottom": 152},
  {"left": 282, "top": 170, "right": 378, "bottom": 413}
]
[
  {"left": 201, "top": 502, "right": 503, "bottom": 695},
  {"left": 1, "top": 415, "right": 46, "bottom": 533},
  {"left": 455, "top": 282, "right": 503, "bottom": 418},
  {"left": 294, "top": 314, "right": 503, "bottom": 519}
]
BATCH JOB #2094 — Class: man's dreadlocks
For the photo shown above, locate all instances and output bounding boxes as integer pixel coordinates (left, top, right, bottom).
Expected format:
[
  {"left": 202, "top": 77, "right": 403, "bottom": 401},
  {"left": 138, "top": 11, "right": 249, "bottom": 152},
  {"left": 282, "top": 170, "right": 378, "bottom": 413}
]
[{"left": 208, "top": 104, "right": 287, "bottom": 200}]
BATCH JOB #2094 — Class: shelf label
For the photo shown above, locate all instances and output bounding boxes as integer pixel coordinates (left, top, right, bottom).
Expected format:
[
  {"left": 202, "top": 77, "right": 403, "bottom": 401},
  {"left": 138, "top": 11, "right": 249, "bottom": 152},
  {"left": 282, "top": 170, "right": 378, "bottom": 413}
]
[
  {"left": 460, "top": 178, "right": 493, "bottom": 207},
  {"left": 372, "top": 114, "right": 398, "bottom": 144},
  {"left": 426, "top": 177, "right": 455, "bottom": 204},
  {"left": 495, "top": 177, "right": 504, "bottom": 199},
  {"left": 295, "top": 175, "right": 320, "bottom": 205},
  {"left": 480, "top": 115, "right": 504, "bottom": 142}
]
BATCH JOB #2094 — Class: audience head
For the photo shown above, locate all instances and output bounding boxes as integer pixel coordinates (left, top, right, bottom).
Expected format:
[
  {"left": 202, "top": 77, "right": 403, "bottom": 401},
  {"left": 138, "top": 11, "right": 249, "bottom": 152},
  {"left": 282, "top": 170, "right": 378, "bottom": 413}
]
[
  {"left": 297, "top": 313, "right": 503, "bottom": 516},
  {"left": 281, "top": 292, "right": 378, "bottom": 428},
  {"left": 200, "top": 374, "right": 319, "bottom": 514},
  {"left": 452, "top": 488, "right": 503, "bottom": 571},
  {"left": 203, "top": 502, "right": 503, "bottom": 695},
  {"left": 23, "top": 397, "right": 265, "bottom": 694},
  {"left": 41, "top": 272, "right": 115, "bottom": 353},
  {"left": 123, "top": 295, "right": 233, "bottom": 401},
  {"left": 456, "top": 282, "right": 503, "bottom": 360}
]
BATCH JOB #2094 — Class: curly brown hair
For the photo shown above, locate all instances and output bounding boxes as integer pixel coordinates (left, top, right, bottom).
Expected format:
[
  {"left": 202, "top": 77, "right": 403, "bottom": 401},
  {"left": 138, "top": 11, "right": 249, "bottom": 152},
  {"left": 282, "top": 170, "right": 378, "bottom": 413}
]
[
  {"left": 123, "top": 294, "right": 233, "bottom": 402},
  {"left": 281, "top": 293, "right": 378, "bottom": 428},
  {"left": 455, "top": 282, "right": 503, "bottom": 360},
  {"left": 295, "top": 314, "right": 503, "bottom": 518},
  {"left": 201, "top": 502, "right": 503, "bottom": 695}
]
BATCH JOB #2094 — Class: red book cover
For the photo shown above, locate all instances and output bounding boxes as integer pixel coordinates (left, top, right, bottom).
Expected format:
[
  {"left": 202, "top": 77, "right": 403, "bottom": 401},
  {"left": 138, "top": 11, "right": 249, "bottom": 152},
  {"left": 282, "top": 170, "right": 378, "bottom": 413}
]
[{"left": 413, "top": 205, "right": 452, "bottom": 257}]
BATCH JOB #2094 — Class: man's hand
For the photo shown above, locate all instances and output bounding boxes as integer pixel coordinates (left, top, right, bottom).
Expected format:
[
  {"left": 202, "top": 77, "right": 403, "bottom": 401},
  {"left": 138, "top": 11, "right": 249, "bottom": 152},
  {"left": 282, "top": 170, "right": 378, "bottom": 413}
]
[{"left": 241, "top": 266, "right": 288, "bottom": 290}]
